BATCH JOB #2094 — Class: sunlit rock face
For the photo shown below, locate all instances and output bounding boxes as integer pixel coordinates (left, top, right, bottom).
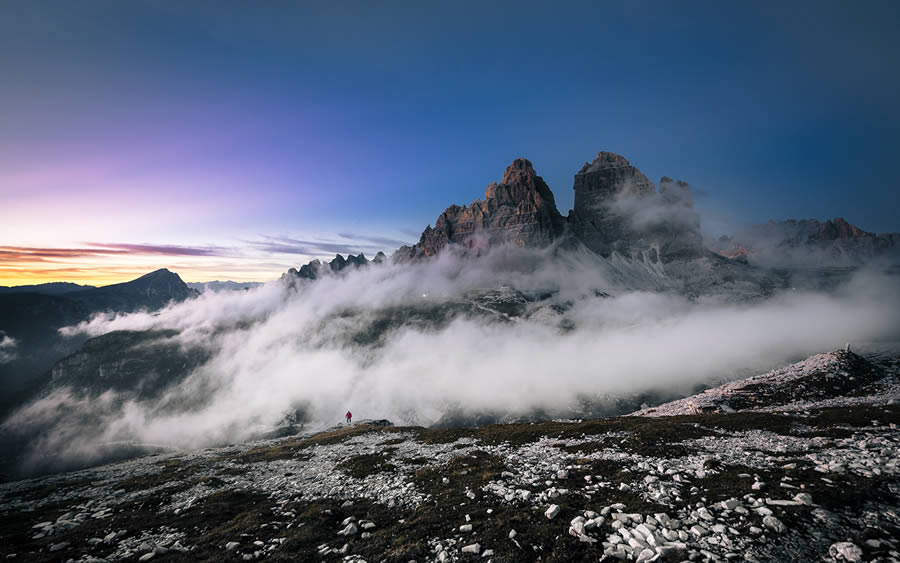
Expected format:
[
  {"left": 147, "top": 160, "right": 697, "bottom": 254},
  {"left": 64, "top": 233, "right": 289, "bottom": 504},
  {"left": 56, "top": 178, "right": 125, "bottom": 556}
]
[
  {"left": 394, "top": 151, "right": 706, "bottom": 264},
  {"left": 395, "top": 158, "right": 566, "bottom": 261}
]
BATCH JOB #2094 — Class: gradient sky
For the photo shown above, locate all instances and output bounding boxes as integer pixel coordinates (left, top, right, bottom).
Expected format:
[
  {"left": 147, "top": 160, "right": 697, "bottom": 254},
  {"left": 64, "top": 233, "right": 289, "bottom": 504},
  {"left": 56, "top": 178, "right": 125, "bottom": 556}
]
[{"left": 1, "top": 1, "right": 899, "bottom": 285}]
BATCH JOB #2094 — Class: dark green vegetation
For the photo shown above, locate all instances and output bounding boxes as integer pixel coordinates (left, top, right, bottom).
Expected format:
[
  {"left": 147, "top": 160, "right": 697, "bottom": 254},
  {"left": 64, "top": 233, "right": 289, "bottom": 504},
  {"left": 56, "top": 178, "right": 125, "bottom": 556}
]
[
  {"left": 337, "top": 452, "right": 396, "bottom": 479},
  {"left": 231, "top": 423, "right": 385, "bottom": 464}
]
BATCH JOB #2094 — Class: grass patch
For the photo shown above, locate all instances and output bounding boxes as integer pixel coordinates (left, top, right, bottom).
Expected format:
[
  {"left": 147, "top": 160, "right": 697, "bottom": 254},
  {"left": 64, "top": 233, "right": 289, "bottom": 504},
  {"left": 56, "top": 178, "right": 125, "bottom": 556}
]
[
  {"left": 112, "top": 458, "right": 192, "bottom": 492},
  {"left": 337, "top": 453, "right": 396, "bottom": 479},
  {"left": 231, "top": 423, "right": 382, "bottom": 464}
]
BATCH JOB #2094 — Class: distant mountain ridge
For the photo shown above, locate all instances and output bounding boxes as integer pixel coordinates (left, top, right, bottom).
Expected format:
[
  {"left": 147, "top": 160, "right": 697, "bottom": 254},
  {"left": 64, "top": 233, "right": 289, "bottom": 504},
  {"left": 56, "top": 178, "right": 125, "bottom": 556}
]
[
  {"left": 282, "top": 252, "right": 386, "bottom": 283},
  {"left": 282, "top": 150, "right": 895, "bottom": 288},
  {"left": 712, "top": 218, "right": 899, "bottom": 264},
  {"left": 0, "top": 282, "right": 96, "bottom": 295},
  {"left": 63, "top": 268, "right": 197, "bottom": 312},
  {"left": 0, "top": 269, "right": 196, "bottom": 416}
]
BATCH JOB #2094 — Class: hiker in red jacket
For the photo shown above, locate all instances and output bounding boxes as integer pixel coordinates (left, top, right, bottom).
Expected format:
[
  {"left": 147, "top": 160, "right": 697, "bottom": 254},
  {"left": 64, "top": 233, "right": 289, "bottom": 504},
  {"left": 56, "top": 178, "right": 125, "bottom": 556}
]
[{"left": 345, "top": 411, "right": 352, "bottom": 425}]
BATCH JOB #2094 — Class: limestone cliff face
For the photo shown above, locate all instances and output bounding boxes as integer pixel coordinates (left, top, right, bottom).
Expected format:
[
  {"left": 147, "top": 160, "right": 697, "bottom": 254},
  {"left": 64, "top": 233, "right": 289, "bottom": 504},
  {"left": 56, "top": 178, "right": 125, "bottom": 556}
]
[
  {"left": 395, "top": 159, "right": 566, "bottom": 261},
  {"left": 567, "top": 152, "right": 702, "bottom": 259},
  {"left": 393, "top": 151, "right": 708, "bottom": 263},
  {"left": 279, "top": 151, "right": 890, "bottom": 271},
  {"left": 574, "top": 151, "right": 655, "bottom": 212}
]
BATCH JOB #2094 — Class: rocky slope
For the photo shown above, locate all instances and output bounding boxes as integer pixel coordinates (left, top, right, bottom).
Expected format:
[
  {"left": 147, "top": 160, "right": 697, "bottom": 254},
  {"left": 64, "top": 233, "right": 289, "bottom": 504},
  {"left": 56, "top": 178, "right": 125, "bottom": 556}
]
[
  {"left": 1, "top": 350, "right": 898, "bottom": 562},
  {"left": 632, "top": 350, "right": 899, "bottom": 417}
]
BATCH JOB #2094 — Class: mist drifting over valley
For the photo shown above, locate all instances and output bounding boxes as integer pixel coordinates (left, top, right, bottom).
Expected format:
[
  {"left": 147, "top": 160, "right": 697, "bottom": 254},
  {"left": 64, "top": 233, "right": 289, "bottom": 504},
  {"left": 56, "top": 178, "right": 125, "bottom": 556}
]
[
  {"left": 2, "top": 151, "right": 900, "bottom": 480},
  {"left": 5, "top": 239, "right": 899, "bottom": 476}
]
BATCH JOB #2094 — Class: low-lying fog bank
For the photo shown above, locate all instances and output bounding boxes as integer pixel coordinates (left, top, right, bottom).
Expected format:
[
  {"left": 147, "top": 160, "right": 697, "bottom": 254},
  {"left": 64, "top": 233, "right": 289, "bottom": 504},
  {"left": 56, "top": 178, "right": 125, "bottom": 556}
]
[{"left": 3, "top": 246, "right": 900, "bottom": 479}]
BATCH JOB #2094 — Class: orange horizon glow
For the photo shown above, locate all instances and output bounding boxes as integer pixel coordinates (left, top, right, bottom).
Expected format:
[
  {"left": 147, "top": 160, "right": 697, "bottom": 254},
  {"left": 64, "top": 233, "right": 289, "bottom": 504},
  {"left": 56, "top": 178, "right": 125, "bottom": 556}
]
[
  {"left": 0, "top": 244, "right": 289, "bottom": 286},
  {"left": 0, "top": 266, "right": 281, "bottom": 287},
  {"left": 0, "top": 234, "right": 406, "bottom": 287}
]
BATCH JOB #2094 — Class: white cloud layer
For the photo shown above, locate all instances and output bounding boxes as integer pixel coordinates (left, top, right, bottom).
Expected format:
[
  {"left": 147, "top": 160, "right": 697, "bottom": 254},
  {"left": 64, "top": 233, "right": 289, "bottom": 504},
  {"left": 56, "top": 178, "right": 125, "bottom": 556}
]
[{"left": 6, "top": 246, "right": 900, "bottom": 473}]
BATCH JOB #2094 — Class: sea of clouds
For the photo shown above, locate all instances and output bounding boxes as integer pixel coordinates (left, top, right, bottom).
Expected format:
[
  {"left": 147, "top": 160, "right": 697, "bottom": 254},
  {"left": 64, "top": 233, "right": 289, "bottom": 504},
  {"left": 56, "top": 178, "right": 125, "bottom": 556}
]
[{"left": 4, "top": 244, "right": 900, "bottom": 475}]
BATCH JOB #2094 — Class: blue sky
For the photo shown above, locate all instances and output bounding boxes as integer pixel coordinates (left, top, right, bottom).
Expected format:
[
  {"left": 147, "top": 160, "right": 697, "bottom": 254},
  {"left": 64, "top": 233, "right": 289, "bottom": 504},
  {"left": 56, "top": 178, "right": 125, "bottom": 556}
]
[{"left": 1, "top": 0, "right": 898, "bottom": 283}]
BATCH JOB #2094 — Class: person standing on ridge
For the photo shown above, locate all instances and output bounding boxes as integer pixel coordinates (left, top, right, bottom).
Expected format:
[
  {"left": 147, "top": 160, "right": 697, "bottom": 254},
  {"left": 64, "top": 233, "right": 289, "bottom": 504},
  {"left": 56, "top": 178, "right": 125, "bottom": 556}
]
[{"left": 345, "top": 411, "right": 352, "bottom": 425}]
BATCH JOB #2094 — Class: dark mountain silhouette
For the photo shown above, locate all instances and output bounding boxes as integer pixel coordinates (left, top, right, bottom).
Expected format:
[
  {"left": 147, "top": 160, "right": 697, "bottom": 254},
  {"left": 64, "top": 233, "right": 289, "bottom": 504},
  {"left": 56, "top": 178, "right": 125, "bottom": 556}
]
[
  {"left": 0, "top": 269, "right": 196, "bottom": 417},
  {"left": 0, "top": 282, "right": 95, "bottom": 295}
]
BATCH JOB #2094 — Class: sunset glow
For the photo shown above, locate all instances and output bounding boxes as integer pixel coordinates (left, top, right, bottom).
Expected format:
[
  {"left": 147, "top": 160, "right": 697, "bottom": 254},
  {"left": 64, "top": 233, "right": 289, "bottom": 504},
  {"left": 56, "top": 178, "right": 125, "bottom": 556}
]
[{"left": 2, "top": 1, "right": 898, "bottom": 286}]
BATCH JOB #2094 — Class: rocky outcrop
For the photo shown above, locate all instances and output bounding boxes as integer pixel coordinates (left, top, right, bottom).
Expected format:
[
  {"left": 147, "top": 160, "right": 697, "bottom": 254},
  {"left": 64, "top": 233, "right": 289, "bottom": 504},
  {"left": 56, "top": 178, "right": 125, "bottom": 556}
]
[
  {"left": 574, "top": 152, "right": 655, "bottom": 209},
  {"left": 565, "top": 153, "right": 704, "bottom": 260},
  {"left": 392, "top": 151, "right": 705, "bottom": 263},
  {"left": 565, "top": 152, "right": 656, "bottom": 257},
  {"left": 644, "top": 177, "right": 704, "bottom": 259},
  {"left": 812, "top": 218, "right": 871, "bottom": 241},
  {"left": 632, "top": 349, "right": 890, "bottom": 416},
  {"left": 284, "top": 252, "right": 386, "bottom": 282},
  {"left": 395, "top": 159, "right": 565, "bottom": 261}
]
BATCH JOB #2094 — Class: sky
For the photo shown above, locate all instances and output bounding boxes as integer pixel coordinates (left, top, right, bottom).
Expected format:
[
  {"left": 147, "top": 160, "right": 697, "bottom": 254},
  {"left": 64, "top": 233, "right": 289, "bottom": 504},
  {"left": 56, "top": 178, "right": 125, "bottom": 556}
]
[{"left": 1, "top": 0, "right": 898, "bottom": 285}]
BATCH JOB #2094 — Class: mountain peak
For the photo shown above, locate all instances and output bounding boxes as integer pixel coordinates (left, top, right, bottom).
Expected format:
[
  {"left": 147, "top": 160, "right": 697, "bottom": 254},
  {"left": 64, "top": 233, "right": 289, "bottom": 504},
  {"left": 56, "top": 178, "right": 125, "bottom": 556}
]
[
  {"left": 137, "top": 268, "right": 177, "bottom": 280},
  {"left": 578, "top": 151, "right": 633, "bottom": 174},
  {"left": 395, "top": 159, "right": 565, "bottom": 261},
  {"left": 814, "top": 218, "right": 873, "bottom": 241},
  {"left": 484, "top": 158, "right": 559, "bottom": 210},
  {"left": 499, "top": 157, "right": 536, "bottom": 187},
  {"left": 286, "top": 253, "right": 376, "bottom": 282}
]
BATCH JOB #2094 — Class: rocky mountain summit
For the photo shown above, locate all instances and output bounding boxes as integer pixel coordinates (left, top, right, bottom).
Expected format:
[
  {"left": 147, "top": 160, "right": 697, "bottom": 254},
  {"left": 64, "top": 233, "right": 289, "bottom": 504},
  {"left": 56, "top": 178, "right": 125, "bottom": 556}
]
[
  {"left": 282, "top": 150, "right": 892, "bottom": 290},
  {"left": 395, "top": 159, "right": 566, "bottom": 261},
  {"left": 394, "top": 151, "right": 704, "bottom": 264},
  {"left": 1, "top": 349, "right": 898, "bottom": 562}
]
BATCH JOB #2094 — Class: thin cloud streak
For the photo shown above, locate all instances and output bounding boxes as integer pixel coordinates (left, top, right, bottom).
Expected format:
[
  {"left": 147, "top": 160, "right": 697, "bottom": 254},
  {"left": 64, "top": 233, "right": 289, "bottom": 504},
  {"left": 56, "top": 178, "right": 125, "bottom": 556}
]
[
  {"left": 85, "top": 242, "right": 232, "bottom": 257},
  {"left": 0, "top": 243, "right": 232, "bottom": 262},
  {"left": 337, "top": 232, "right": 413, "bottom": 248},
  {"left": 0, "top": 232, "right": 412, "bottom": 286},
  {"left": 249, "top": 233, "right": 406, "bottom": 258}
]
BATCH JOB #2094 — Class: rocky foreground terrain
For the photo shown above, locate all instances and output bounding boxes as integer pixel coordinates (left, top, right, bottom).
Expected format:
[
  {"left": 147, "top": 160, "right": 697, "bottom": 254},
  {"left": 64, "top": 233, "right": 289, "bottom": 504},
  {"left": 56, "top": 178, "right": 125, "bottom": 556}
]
[{"left": 1, "top": 350, "right": 899, "bottom": 562}]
